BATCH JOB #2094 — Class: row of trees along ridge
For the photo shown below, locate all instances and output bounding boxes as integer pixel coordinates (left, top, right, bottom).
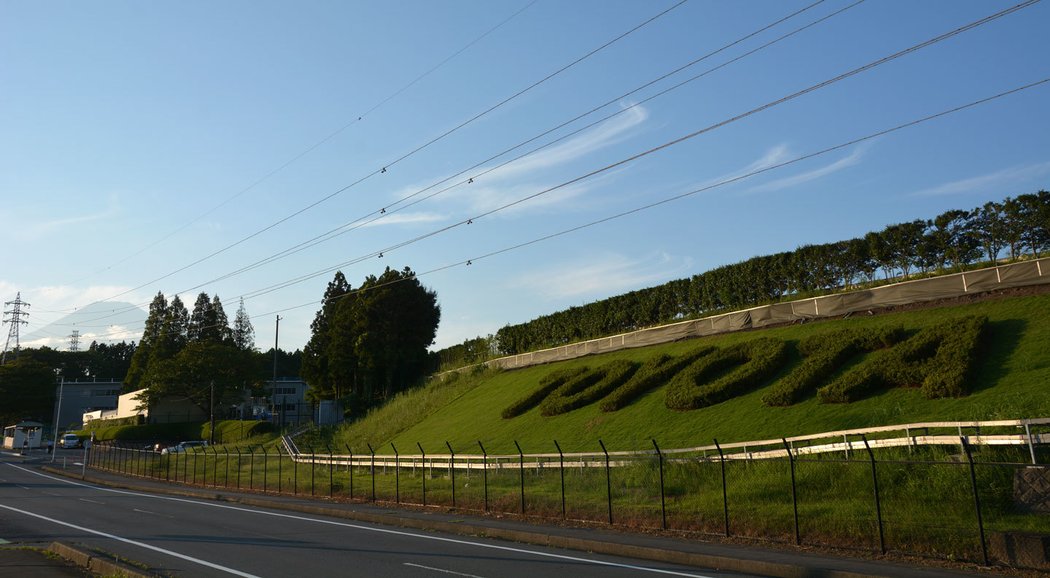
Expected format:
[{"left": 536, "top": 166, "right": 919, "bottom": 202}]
[{"left": 436, "top": 191, "right": 1048, "bottom": 365}]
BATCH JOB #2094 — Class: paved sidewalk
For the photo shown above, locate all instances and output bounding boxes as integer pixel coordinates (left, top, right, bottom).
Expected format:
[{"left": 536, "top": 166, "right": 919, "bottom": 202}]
[{"left": 34, "top": 461, "right": 996, "bottom": 578}]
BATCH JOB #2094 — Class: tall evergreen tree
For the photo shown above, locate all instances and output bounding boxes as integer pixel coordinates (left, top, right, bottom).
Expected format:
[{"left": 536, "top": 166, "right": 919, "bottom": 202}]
[
  {"left": 233, "top": 297, "right": 255, "bottom": 351},
  {"left": 124, "top": 292, "right": 167, "bottom": 389},
  {"left": 301, "top": 272, "right": 349, "bottom": 400}
]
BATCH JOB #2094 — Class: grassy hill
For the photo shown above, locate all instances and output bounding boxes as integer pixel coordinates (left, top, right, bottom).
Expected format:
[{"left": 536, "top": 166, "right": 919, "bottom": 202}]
[{"left": 333, "top": 290, "right": 1050, "bottom": 455}]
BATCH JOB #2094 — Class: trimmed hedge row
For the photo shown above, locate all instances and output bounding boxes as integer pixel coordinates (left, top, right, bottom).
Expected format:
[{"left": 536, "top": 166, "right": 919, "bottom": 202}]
[
  {"left": 818, "top": 315, "right": 987, "bottom": 403},
  {"left": 80, "top": 420, "right": 274, "bottom": 442},
  {"left": 501, "top": 367, "right": 588, "bottom": 419},
  {"left": 762, "top": 327, "right": 905, "bottom": 407},
  {"left": 539, "top": 360, "right": 639, "bottom": 417},
  {"left": 599, "top": 347, "right": 715, "bottom": 412},
  {"left": 665, "top": 337, "right": 789, "bottom": 411}
]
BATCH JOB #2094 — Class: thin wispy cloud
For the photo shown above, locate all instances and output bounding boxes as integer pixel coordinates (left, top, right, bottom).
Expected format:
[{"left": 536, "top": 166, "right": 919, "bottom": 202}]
[
  {"left": 692, "top": 144, "right": 793, "bottom": 191},
  {"left": 482, "top": 104, "right": 650, "bottom": 182},
  {"left": 911, "top": 160, "right": 1050, "bottom": 196},
  {"left": 442, "top": 104, "right": 650, "bottom": 215},
  {"left": 514, "top": 251, "right": 693, "bottom": 301},
  {"left": 746, "top": 145, "right": 867, "bottom": 194},
  {"left": 359, "top": 212, "right": 446, "bottom": 228},
  {"left": 23, "top": 195, "right": 121, "bottom": 240}
]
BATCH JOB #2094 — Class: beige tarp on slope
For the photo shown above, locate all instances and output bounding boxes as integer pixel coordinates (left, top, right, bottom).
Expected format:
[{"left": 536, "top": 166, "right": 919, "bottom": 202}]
[{"left": 488, "top": 258, "right": 1049, "bottom": 371}]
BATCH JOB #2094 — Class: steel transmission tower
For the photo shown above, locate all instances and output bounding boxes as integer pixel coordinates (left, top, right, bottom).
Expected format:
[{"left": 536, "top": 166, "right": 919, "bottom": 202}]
[
  {"left": 69, "top": 330, "right": 81, "bottom": 352},
  {"left": 2, "top": 292, "right": 30, "bottom": 364}
]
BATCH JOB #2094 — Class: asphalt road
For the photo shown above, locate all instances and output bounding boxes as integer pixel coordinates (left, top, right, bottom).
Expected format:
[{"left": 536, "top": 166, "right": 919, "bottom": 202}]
[{"left": 0, "top": 456, "right": 757, "bottom": 578}]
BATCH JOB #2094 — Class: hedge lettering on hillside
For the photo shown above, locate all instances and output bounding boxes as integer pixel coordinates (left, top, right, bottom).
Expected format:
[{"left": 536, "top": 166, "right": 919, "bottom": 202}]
[
  {"left": 762, "top": 327, "right": 905, "bottom": 407},
  {"left": 539, "top": 359, "right": 639, "bottom": 416},
  {"left": 665, "top": 338, "right": 789, "bottom": 410},
  {"left": 818, "top": 316, "right": 987, "bottom": 403},
  {"left": 502, "top": 316, "right": 990, "bottom": 418},
  {"left": 502, "top": 367, "right": 588, "bottom": 419}
]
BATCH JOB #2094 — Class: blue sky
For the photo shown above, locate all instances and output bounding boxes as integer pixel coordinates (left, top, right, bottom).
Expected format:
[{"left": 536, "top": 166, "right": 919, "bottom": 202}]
[{"left": 2, "top": 0, "right": 1048, "bottom": 354}]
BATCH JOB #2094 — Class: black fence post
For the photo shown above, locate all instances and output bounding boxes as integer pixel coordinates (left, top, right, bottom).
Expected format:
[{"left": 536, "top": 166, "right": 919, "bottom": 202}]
[
  {"left": 235, "top": 447, "right": 243, "bottom": 490},
  {"left": 652, "top": 439, "right": 666, "bottom": 530},
  {"left": 861, "top": 435, "right": 886, "bottom": 554},
  {"left": 514, "top": 441, "right": 525, "bottom": 515},
  {"left": 293, "top": 445, "right": 299, "bottom": 496},
  {"left": 477, "top": 441, "right": 489, "bottom": 512},
  {"left": 263, "top": 446, "right": 269, "bottom": 493},
  {"left": 782, "top": 438, "right": 800, "bottom": 546},
  {"left": 276, "top": 445, "right": 283, "bottom": 494},
  {"left": 211, "top": 447, "right": 218, "bottom": 486},
  {"left": 346, "top": 444, "right": 354, "bottom": 500},
  {"left": 714, "top": 439, "right": 729, "bottom": 537},
  {"left": 553, "top": 440, "right": 565, "bottom": 519},
  {"left": 202, "top": 447, "right": 209, "bottom": 486},
  {"left": 599, "top": 439, "right": 612, "bottom": 525},
  {"left": 183, "top": 446, "right": 190, "bottom": 482},
  {"left": 248, "top": 446, "right": 256, "bottom": 491},
  {"left": 311, "top": 445, "right": 316, "bottom": 497},
  {"left": 961, "top": 437, "right": 989, "bottom": 566},
  {"left": 445, "top": 441, "right": 456, "bottom": 508},
  {"left": 391, "top": 442, "right": 400, "bottom": 504},
  {"left": 417, "top": 443, "right": 427, "bottom": 507},
  {"left": 327, "top": 444, "right": 334, "bottom": 499},
  {"left": 367, "top": 443, "right": 376, "bottom": 503},
  {"left": 165, "top": 446, "right": 172, "bottom": 482},
  {"left": 223, "top": 447, "right": 230, "bottom": 488}
]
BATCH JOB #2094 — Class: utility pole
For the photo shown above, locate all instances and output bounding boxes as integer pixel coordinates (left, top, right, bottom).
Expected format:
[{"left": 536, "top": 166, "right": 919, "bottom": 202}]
[
  {"left": 209, "top": 380, "right": 215, "bottom": 445},
  {"left": 2, "top": 293, "right": 30, "bottom": 364},
  {"left": 69, "top": 330, "right": 81, "bottom": 352}
]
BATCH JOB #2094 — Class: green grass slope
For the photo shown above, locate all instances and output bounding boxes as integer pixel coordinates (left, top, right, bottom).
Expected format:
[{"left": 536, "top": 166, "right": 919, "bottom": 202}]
[{"left": 335, "top": 292, "right": 1050, "bottom": 455}]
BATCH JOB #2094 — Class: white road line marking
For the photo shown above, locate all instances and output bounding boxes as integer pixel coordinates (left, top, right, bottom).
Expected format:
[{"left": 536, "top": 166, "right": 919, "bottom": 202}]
[
  {"left": 0, "top": 503, "right": 261, "bottom": 578},
  {"left": 78, "top": 498, "right": 105, "bottom": 504},
  {"left": 133, "top": 508, "right": 159, "bottom": 515},
  {"left": 6, "top": 464, "right": 716, "bottom": 577},
  {"left": 404, "top": 562, "right": 489, "bottom": 578}
]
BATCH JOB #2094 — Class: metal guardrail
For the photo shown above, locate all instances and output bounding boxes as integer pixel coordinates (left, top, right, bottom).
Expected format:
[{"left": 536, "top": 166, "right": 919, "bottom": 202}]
[{"left": 282, "top": 417, "right": 1050, "bottom": 471}]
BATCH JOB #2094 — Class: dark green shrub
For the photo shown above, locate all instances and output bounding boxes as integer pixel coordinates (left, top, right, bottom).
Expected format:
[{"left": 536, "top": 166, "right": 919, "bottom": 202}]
[
  {"left": 763, "top": 327, "right": 904, "bottom": 406},
  {"left": 818, "top": 316, "right": 987, "bottom": 403},
  {"left": 502, "top": 367, "right": 588, "bottom": 419},
  {"left": 599, "top": 347, "right": 714, "bottom": 412},
  {"left": 666, "top": 337, "right": 788, "bottom": 410},
  {"left": 539, "top": 360, "right": 639, "bottom": 416}
]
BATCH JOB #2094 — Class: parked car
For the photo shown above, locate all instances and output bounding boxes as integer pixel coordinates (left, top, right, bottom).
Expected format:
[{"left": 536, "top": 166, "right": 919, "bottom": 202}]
[
  {"left": 59, "top": 433, "right": 82, "bottom": 449},
  {"left": 160, "top": 440, "right": 208, "bottom": 455}
]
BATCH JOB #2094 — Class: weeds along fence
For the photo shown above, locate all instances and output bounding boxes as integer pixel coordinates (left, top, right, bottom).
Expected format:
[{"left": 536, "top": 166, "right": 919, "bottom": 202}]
[{"left": 83, "top": 418, "right": 1050, "bottom": 568}]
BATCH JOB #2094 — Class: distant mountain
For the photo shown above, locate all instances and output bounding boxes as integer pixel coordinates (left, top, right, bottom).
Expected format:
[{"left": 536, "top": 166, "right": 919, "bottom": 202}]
[{"left": 21, "top": 301, "right": 146, "bottom": 349}]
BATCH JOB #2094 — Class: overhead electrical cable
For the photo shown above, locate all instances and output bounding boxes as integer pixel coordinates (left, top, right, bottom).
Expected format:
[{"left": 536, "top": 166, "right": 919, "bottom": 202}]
[
  {"left": 60, "top": 0, "right": 540, "bottom": 294},
  {"left": 235, "top": 1, "right": 1040, "bottom": 301},
  {"left": 180, "top": 0, "right": 845, "bottom": 291},
  {"left": 80, "top": 0, "right": 689, "bottom": 309},
  {"left": 255, "top": 76, "right": 1050, "bottom": 317},
  {"left": 51, "top": 0, "right": 1040, "bottom": 332}
]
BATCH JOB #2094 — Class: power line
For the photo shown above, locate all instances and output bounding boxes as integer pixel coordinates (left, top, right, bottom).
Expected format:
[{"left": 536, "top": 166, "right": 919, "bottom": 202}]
[
  {"left": 237, "top": 1, "right": 1040, "bottom": 302},
  {"left": 77, "top": 0, "right": 689, "bottom": 310},
  {"left": 179, "top": 0, "right": 847, "bottom": 293},
  {"left": 57, "top": 0, "right": 540, "bottom": 296},
  {"left": 41, "top": 0, "right": 1042, "bottom": 334},
  {"left": 255, "top": 76, "right": 1050, "bottom": 319}
]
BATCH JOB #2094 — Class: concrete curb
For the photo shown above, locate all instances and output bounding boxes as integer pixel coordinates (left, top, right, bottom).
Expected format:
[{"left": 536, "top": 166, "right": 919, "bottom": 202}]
[
  {"left": 41, "top": 466, "right": 975, "bottom": 578},
  {"left": 47, "top": 542, "right": 154, "bottom": 578}
]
